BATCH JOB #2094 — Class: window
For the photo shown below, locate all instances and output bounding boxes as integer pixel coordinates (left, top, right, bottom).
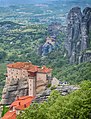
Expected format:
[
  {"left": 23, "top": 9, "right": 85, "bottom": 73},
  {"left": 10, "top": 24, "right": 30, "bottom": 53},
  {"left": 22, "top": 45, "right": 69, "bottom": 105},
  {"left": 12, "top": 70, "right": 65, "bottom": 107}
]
[
  {"left": 24, "top": 104, "right": 26, "bottom": 108},
  {"left": 19, "top": 102, "right": 20, "bottom": 105}
]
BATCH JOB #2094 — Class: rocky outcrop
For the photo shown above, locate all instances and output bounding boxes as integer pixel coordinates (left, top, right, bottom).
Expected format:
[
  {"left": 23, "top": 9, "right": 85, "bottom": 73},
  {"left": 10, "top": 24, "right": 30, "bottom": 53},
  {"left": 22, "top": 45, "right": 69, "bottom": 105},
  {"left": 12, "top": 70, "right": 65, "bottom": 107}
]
[
  {"left": 65, "top": 7, "right": 91, "bottom": 64},
  {"left": 1, "top": 78, "right": 29, "bottom": 105},
  {"left": 51, "top": 77, "right": 59, "bottom": 87},
  {"left": 33, "top": 85, "right": 79, "bottom": 103},
  {"left": 40, "top": 37, "right": 56, "bottom": 56},
  {"left": 39, "top": 22, "right": 66, "bottom": 56}
]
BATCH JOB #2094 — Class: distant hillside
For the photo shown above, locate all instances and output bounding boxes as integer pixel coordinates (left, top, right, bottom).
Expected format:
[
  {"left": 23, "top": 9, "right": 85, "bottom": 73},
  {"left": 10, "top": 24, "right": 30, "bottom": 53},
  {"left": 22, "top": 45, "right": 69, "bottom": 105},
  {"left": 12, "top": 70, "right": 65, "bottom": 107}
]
[
  {"left": 53, "top": 62, "right": 91, "bottom": 84},
  {"left": 0, "top": 0, "right": 91, "bottom": 25}
]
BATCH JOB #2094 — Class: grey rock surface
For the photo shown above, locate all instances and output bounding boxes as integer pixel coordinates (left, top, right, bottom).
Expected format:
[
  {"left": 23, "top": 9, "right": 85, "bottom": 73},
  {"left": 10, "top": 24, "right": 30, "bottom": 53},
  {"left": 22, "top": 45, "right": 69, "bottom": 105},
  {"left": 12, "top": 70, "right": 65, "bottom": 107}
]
[
  {"left": 33, "top": 85, "right": 79, "bottom": 103},
  {"left": 1, "top": 78, "right": 29, "bottom": 105},
  {"left": 39, "top": 22, "right": 66, "bottom": 56},
  {"left": 65, "top": 7, "right": 91, "bottom": 64}
]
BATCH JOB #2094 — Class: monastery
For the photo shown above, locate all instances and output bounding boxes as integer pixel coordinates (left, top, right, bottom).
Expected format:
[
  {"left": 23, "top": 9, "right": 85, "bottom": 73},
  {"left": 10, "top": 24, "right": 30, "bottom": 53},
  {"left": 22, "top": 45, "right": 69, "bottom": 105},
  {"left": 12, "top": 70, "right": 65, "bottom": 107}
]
[
  {"left": 1, "top": 62, "right": 52, "bottom": 119},
  {"left": 4, "top": 62, "right": 52, "bottom": 96}
]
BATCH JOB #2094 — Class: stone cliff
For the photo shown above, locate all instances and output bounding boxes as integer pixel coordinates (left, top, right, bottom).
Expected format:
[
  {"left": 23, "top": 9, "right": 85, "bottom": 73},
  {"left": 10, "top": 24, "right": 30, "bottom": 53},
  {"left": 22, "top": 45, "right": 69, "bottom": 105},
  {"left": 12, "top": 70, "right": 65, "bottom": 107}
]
[
  {"left": 65, "top": 7, "right": 91, "bottom": 64},
  {"left": 1, "top": 78, "right": 29, "bottom": 105}
]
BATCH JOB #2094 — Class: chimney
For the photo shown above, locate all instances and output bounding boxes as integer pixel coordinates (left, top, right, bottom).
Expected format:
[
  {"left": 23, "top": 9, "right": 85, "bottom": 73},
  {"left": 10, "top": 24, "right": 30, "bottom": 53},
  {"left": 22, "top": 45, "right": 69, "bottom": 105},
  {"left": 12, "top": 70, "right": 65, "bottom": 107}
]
[{"left": 16, "top": 96, "right": 19, "bottom": 100}]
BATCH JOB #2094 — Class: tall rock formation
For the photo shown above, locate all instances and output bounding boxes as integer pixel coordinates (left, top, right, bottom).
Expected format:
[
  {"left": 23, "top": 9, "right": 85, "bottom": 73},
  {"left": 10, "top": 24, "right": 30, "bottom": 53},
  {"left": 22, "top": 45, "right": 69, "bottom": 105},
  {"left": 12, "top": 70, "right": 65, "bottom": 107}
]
[
  {"left": 1, "top": 78, "right": 29, "bottom": 104},
  {"left": 65, "top": 7, "right": 91, "bottom": 64}
]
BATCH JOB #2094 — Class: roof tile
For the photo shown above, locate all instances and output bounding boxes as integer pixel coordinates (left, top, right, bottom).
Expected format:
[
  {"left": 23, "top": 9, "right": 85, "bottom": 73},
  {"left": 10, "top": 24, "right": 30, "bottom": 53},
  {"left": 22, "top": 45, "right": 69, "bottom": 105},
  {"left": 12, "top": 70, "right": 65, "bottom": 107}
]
[
  {"left": 2, "top": 111, "right": 16, "bottom": 119},
  {"left": 10, "top": 96, "right": 35, "bottom": 110},
  {"left": 7, "top": 62, "right": 52, "bottom": 73},
  {"left": 2, "top": 96, "right": 35, "bottom": 119}
]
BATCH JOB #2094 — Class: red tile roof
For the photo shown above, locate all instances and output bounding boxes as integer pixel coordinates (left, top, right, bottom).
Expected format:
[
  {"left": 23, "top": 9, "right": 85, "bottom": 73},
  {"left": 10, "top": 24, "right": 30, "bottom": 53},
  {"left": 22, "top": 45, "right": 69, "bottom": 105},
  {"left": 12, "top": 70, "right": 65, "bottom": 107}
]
[
  {"left": 7, "top": 62, "right": 52, "bottom": 73},
  {"left": 2, "top": 111, "right": 16, "bottom": 119},
  {"left": 2, "top": 96, "right": 35, "bottom": 119},
  {"left": 7, "top": 62, "right": 34, "bottom": 70},
  {"left": 38, "top": 66, "right": 52, "bottom": 73},
  {"left": 10, "top": 96, "right": 35, "bottom": 110}
]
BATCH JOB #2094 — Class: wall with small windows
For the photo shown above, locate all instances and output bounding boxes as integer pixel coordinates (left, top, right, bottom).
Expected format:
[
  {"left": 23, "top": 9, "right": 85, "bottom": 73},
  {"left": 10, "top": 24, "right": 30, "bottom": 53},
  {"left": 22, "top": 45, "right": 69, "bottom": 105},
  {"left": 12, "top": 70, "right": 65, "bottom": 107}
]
[
  {"left": 7, "top": 67, "right": 22, "bottom": 80},
  {"left": 7, "top": 68, "right": 29, "bottom": 81},
  {"left": 21, "top": 69, "right": 28, "bottom": 79}
]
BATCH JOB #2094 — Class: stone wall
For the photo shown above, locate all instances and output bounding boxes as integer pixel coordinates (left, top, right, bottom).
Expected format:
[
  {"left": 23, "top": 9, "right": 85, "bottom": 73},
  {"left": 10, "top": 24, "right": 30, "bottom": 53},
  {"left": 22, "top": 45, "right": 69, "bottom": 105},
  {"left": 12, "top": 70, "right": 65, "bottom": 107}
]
[{"left": 6, "top": 68, "right": 28, "bottom": 82}]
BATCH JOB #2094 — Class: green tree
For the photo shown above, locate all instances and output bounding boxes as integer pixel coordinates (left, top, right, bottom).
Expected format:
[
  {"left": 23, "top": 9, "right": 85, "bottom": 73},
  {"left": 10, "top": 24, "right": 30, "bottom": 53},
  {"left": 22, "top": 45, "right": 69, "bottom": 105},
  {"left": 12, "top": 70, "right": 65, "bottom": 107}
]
[{"left": 1, "top": 106, "right": 9, "bottom": 117}]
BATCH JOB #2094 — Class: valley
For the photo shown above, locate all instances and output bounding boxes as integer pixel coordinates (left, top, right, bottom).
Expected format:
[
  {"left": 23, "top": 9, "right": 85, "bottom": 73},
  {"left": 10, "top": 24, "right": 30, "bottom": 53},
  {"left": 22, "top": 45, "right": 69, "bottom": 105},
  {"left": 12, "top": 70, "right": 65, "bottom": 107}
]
[
  {"left": 0, "top": 0, "right": 91, "bottom": 25},
  {"left": 0, "top": 0, "right": 91, "bottom": 119}
]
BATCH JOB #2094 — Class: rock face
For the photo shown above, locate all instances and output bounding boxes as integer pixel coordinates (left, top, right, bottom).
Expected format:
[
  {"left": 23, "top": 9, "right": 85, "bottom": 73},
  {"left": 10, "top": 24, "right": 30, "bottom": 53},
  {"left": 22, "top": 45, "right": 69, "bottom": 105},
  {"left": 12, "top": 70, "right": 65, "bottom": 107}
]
[
  {"left": 40, "top": 37, "right": 55, "bottom": 56},
  {"left": 1, "top": 78, "right": 29, "bottom": 105},
  {"left": 39, "top": 22, "right": 66, "bottom": 56},
  {"left": 51, "top": 77, "right": 59, "bottom": 87},
  {"left": 33, "top": 85, "right": 79, "bottom": 103},
  {"left": 65, "top": 7, "right": 91, "bottom": 64}
]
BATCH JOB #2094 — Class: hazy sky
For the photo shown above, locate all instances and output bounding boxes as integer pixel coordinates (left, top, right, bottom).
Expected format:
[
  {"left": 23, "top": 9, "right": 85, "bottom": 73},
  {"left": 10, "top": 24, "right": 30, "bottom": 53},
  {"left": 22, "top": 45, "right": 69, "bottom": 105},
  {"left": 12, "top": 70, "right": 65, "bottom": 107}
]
[
  {"left": 0, "top": 0, "right": 57, "bottom": 7},
  {"left": 0, "top": 0, "right": 91, "bottom": 7},
  {"left": 0, "top": 0, "right": 57, "bottom": 5}
]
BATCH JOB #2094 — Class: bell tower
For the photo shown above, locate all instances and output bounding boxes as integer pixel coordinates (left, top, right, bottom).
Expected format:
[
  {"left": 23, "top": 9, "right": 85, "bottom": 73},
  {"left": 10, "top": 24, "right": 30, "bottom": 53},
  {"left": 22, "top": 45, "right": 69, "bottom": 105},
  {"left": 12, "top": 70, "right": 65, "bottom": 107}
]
[{"left": 28, "top": 77, "right": 36, "bottom": 96}]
